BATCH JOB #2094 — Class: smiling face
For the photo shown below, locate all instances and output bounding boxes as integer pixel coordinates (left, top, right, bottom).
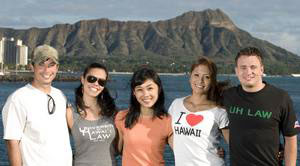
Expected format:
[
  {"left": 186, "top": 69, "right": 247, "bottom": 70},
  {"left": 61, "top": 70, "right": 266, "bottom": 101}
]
[
  {"left": 133, "top": 79, "right": 159, "bottom": 110},
  {"left": 190, "top": 64, "right": 211, "bottom": 95},
  {"left": 31, "top": 59, "right": 58, "bottom": 88},
  {"left": 235, "top": 55, "right": 264, "bottom": 92},
  {"left": 81, "top": 68, "right": 107, "bottom": 98}
]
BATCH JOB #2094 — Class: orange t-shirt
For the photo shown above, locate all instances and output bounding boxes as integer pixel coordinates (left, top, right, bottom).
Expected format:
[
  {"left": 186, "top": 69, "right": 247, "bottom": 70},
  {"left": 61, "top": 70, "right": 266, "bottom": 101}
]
[{"left": 115, "top": 110, "right": 173, "bottom": 166}]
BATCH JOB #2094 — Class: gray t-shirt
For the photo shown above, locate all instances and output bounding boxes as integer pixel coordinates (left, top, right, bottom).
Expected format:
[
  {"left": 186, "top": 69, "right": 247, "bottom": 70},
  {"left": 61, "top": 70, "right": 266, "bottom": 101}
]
[{"left": 71, "top": 111, "right": 117, "bottom": 166}]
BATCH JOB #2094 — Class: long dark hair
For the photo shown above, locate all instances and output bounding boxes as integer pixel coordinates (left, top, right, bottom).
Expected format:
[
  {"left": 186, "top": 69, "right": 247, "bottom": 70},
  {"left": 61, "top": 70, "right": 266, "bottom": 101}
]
[
  {"left": 190, "top": 57, "right": 229, "bottom": 106},
  {"left": 125, "top": 67, "right": 167, "bottom": 129},
  {"left": 75, "top": 63, "right": 117, "bottom": 117}
]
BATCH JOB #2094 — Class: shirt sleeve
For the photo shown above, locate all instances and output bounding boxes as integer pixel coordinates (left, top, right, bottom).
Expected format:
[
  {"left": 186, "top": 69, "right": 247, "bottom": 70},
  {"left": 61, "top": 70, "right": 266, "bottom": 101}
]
[
  {"left": 280, "top": 93, "right": 298, "bottom": 136},
  {"left": 61, "top": 91, "right": 68, "bottom": 108},
  {"left": 166, "top": 115, "right": 173, "bottom": 138},
  {"left": 2, "top": 95, "right": 27, "bottom": 140},
  {"left": 72, "top": 108, "right": 80, "bottom": 123},
  {"left": 168, "top": 99, "right": 177, "bottom": 116},
  {"left": 217, "top": 108, "right": 229, "bottom": 129}
]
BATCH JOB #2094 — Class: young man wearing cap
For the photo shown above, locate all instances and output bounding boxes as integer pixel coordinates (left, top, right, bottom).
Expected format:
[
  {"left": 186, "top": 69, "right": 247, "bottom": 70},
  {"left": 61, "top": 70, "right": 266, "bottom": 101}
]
[
  {"left": 222, "top": 47, "right": 298, "bottom": 166},
  {"left": 2, "top": 45, "right": 72, "bottom": 166}
]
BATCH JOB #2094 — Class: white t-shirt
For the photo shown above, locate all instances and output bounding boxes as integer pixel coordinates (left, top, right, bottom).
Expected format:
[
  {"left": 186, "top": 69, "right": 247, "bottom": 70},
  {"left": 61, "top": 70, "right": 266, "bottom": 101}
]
[
  {"left": 168, "top": 97, "right": 228, "bottom": 166},
  {"left": 2, "top": 84, "right": 72, "bottom": 166}
]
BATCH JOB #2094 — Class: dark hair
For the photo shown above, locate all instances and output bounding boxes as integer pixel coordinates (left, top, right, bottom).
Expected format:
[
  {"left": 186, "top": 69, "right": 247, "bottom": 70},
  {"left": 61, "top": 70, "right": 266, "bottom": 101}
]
[
  {"left": 235, "top": 47, "right": 263, "bottom": 66},
  {"left": 125, "top": 67, "right": 167, "bottom": 129},
  {"left": 75, "top": 63, "right": 117, "bottom": 117},
  {"left": 191, "top": 57, "right": 229, "bottom": 106}
]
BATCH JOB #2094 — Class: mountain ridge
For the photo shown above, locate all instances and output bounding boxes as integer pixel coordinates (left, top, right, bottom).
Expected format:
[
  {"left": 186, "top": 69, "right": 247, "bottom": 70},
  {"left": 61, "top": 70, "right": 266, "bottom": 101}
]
[{"left": 0, "top": 9, "right": 299, "bottom": 74}]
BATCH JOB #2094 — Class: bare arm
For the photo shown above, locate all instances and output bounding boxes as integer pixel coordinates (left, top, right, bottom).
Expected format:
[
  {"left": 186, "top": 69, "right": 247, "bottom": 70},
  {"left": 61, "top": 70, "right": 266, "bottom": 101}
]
[
  {"left": 116, "top": 128, "right": 123, "bottom": 154},
  {"left": 66, "top": 107, "right": 73, "bottom": 129},
  {"left": 284, "top": 135, "right": 297, "bottom": 166},
  {"left": 221, "top": 128, "right": 229, "bottom": 144},
  {"left": 6, "top": 140, "right": 22, "bottom": 166},
  {"left": 168, "top": 133, "right": 173, "bottom": 149}
]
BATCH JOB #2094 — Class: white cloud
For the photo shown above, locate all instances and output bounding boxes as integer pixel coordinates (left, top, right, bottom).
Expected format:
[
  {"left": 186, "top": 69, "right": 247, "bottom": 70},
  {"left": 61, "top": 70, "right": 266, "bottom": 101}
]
[
  {"left": 252, "top": 31, "right": 300, "bottom": 56},
  {"left": 277, "top": 33, "right": 300, "bottom": 56}
]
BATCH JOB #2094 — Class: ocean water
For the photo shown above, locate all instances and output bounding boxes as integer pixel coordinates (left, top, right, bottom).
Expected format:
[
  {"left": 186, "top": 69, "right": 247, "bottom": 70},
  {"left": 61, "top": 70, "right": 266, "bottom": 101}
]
[{"left": 0, "top": 75, "right": 300, "bottom": 165}]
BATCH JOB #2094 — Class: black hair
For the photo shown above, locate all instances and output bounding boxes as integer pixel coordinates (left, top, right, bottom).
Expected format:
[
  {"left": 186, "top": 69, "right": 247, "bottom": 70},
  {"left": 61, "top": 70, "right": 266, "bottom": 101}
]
[
  {"left": 191, "top": 57, "right": 229, "bottom": 106},
  {"left": 235, "top": 47, "right": 264, "bottom": 66},
  {"left": 125, "top": 67, "right": 167, "bottom": 129},
  {"left": 75, "top": 63, "right": 117, "bottom": 117}
]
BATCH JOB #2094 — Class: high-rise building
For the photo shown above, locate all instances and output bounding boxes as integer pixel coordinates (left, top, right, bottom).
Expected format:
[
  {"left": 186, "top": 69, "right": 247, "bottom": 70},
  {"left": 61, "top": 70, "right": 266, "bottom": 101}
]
[
  {"left": 17, "top": 45, "right": 28, "bottom": 65},
  {"left": 4, "top": 38, "right": 17, "bottom": 64},
  {"left": 0, "top": 38, "right": 4, "bottom": 64},
  {"left": 0, "top": 37, "right": 28, "bottom": 65}
]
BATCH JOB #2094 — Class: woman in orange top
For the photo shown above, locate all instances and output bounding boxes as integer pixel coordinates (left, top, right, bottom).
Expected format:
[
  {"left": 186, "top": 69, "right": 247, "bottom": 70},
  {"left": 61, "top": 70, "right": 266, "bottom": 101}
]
[{"left": 115, "top": 67, "right": 173, "bottom": 166}]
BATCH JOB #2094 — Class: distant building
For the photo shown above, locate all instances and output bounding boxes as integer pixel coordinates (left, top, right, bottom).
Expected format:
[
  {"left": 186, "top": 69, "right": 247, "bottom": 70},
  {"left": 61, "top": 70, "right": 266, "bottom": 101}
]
[
  {"left": 4, "top": 38, "right": 17, "bottom": 64},
  {"left": 17, "top": 45, "right": 28, "bottom": 65},
  {"left": 0, "top": 37, "right": 28, "bottom": 66},
  {"left": 0, "top": 39, "right": 4, "bottom": 64}
]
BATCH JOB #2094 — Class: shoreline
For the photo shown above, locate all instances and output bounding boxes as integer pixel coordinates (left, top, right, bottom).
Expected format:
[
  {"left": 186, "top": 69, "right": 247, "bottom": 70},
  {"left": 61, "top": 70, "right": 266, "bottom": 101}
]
[
  {"left": 0, "top": 71, "right": 188, "bottom": 82},
  {"left": 1, "top": 71, "right": 298, "bottom": 82}
]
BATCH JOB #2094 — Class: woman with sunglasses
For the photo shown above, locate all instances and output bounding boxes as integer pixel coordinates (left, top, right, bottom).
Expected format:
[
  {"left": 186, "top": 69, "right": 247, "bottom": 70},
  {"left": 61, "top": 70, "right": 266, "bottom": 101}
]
[
  {"left": 115, "top": 67, "right": 173, "bottom": 166},
  {"left": 168, "top": 57, "right": 229, "bottom": 166},
  {"left": 66, "top": 63, "right": 118, "bottom": 166}
]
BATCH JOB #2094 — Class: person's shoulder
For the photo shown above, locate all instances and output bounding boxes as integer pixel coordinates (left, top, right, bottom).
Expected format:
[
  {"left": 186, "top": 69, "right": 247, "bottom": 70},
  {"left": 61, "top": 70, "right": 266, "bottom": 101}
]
[
  {"left": 8, "top": 84, "right": 32, "bottom": 99},
  {"left": 265, "top": 83, "right": 284, "bottom": 92},
  {"left": 168, "top": 97, "right": 186, "bottom": 113},
  {"left": 214, "top": 106, "right": 226, "bottom": 112},
  {"left": 51, "top": 86, "right": 67, "bottom": 98},
  {"left": 171, "top": 96, "right": 186, "bottom": 104},
  {"left": 226, "top": 85, "right": 239, "bottom": 91},
  {"left": 155, "top": 112, "right": 172, "bottom": 123},
  {"left": 16, "top": 83, "right": 33, "bottom": 92},
  {"left": 71, "top": 109, "right": 81, "bottom": 121},
  {"left": 115, "top": 110, "right": 128, "bottom": 119},
  {"left": 164, "top": 114, "right": 172, "bottom": 121},
  {"left": 265, "top": 83, "right": 289, "bottom": 97},
  {"left": 223, "top": 85, "right": 239, "bottom": 96},
  {"left": 213, "top": 107, "right": 228, "bottom": 117},
  {"left": 114, "top": 110, "right": 128, "bottom": 126},
  {"left": 51, "top": 86, "right": 64, "bottom": 94},
  {"left": 67, "top": 104, "right": 78, "bottom": 114},
  {"left": 66, "top": 105, "right": 78, "bottom": 121}
]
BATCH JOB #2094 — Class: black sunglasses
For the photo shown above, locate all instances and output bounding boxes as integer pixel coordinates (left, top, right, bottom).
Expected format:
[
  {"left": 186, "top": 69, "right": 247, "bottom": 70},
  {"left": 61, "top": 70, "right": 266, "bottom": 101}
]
[
  {"left": 47, "top": 94, "right": 56, "bottom": 115},
  {"left": 86, "top": 75, "right": 107, "bottom": 87}
]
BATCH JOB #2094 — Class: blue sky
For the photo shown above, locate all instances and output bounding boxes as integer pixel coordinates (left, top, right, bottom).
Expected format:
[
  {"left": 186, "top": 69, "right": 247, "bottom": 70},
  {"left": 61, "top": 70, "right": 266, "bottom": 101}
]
[{"left": 1, "top": 0, "right": 300, "bottom": 55}]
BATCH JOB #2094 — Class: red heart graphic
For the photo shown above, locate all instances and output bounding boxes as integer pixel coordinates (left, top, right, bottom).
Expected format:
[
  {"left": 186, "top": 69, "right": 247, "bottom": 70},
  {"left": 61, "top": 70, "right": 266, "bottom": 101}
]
[{"left": 186, "top": 114, "right": 204, "bottom": 127}]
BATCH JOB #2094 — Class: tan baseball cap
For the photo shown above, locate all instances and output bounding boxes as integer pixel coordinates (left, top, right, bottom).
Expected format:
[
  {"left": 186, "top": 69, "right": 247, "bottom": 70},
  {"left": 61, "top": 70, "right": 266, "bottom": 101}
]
[{"left": 32, "top": 44, "right": 59, "bottom": 65}]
